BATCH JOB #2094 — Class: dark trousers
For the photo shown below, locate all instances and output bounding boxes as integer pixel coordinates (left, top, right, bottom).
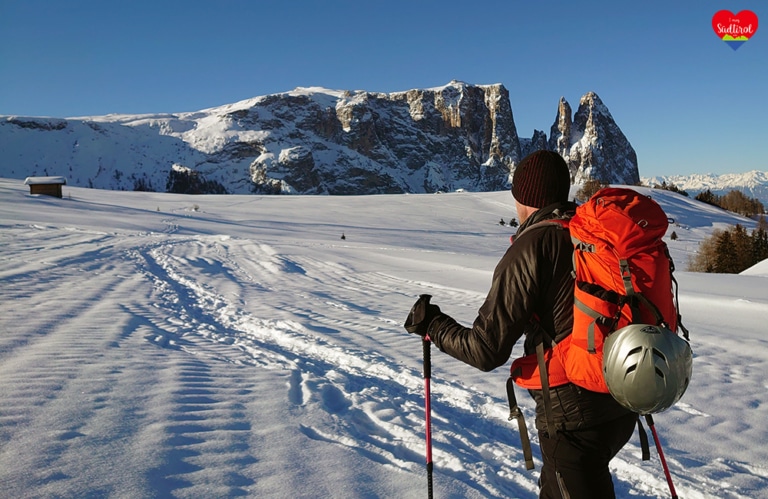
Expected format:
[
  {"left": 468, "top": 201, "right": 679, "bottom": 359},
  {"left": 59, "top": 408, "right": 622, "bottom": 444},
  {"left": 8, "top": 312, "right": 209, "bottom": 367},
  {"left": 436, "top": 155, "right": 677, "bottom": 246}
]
[{"left": 538, "top": 412, "right": 637, "bottom": 499}]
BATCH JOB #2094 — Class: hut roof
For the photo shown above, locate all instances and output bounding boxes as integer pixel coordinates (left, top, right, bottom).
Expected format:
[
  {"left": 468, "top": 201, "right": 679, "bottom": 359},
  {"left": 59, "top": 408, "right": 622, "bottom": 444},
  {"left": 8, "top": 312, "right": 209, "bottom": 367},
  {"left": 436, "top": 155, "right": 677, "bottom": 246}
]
[{"left": 24, "top": 176, "right": 67, "bottom": 185}]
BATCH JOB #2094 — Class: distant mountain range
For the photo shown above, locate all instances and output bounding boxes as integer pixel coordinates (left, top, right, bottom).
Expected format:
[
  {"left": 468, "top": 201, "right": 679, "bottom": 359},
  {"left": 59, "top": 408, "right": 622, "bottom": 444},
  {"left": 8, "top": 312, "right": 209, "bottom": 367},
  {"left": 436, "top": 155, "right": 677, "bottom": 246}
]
[
  {"left": 642, "top": 171, "right": 768, "bottom": 207},
  {"left": 1, "top": 81, "right": 640, "bottom": 195}
]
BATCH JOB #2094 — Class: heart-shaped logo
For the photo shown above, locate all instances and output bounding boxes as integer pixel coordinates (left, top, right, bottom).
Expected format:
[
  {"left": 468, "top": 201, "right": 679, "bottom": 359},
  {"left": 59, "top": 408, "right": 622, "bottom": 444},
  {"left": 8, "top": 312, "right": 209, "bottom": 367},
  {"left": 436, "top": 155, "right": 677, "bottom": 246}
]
[{"left": 712, "top": 10, "right": 759, "bottom": 50}]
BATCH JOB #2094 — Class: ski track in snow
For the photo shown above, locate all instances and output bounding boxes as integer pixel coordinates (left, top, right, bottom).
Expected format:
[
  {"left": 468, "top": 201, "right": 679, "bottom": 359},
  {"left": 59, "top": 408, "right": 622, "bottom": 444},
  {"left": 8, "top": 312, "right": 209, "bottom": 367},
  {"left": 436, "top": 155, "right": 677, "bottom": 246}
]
[
  {"left": 1, "top": 229, "right": 266, "bottom": 498},
  {"left": 131, "top": 233, "right": 763, "bottom": 498},
  {"left": 132, "top": 235, "right": 542, "bottom": 498},
  {"left": 2, "top": 219, "right": 766, "bottom": 498}
]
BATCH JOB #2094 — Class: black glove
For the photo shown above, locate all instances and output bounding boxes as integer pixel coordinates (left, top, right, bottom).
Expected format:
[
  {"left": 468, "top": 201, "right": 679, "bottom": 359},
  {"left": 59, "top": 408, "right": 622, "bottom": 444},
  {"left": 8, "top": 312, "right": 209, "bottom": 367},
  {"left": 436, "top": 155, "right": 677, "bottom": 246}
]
[{"left": 404, "top": 294, "right": 441, "bottom": 338}]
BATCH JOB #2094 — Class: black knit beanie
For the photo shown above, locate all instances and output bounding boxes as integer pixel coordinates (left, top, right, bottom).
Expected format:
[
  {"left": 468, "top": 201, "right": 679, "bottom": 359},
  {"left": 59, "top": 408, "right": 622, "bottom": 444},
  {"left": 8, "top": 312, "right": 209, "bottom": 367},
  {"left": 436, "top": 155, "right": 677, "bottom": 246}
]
[{"left": 511, "top": 150, "right": 571, "bottom": 208}]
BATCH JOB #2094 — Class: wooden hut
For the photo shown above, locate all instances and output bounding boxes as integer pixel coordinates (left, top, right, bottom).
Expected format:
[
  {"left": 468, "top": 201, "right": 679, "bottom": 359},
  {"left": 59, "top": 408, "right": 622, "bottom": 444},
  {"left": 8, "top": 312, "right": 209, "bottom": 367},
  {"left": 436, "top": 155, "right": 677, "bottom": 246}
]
[{"left": 24, "top": 176, "right": 67, "bottom": 198}]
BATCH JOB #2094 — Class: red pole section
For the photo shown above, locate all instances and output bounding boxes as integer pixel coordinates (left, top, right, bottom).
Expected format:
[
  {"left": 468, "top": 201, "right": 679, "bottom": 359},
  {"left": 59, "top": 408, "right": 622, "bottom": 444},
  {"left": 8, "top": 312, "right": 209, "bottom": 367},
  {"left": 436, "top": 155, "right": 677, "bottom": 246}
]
[{"left": 646, "top": 415, "right": 678, "bottom": 499}]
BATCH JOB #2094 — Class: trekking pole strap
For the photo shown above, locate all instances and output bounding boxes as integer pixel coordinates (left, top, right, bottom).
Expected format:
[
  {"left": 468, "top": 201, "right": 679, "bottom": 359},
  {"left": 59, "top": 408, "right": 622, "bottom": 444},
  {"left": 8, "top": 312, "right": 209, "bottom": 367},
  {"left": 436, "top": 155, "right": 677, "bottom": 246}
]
[{"left": 506, "top": 377, "right": 535, "bottom": 470}]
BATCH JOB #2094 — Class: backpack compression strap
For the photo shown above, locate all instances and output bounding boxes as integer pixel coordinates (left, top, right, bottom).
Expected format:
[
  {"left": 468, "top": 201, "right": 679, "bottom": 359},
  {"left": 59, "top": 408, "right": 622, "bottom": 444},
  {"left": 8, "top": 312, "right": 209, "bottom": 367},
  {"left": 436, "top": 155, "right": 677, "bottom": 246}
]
[
  {"left": 506, "top": 377, "right": 534, "bottom": 470},
  {"left": 666, "top": 249, "right": 690, "bottom": 340},
  {"left": 573, "top": 298, "right": 606, "bottom": 354},
  {"left": 574, "top": 238, "right": 670, "bottom": 336},
  {"left": 636, "top": 415, "right": 651, "bottom": 461},
  {"left": 507, "top": 318, "right": 561, "bottom": 471}
]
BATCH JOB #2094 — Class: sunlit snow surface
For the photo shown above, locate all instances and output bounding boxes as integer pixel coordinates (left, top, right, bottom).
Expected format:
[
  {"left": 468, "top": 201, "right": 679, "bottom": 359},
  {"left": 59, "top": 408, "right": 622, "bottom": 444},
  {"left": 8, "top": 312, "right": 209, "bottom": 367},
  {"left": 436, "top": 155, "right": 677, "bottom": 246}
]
[{"left": 1, "top": 179, "right": 766, "bottom": 498}]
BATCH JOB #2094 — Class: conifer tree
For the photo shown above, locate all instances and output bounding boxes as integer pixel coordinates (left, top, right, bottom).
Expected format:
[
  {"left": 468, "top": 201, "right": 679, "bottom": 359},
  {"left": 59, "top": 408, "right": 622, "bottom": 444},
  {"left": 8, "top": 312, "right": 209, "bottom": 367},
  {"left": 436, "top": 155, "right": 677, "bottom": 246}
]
[
  {"left": 752, "top": 219, "right": 768, "bottom": 265},
  {"left": 695, "top": 189, "right": 718, "bottom": 207},
  {"left": 731, "top": 224, "right": 752, "bottom": 272},
  {"left": 714, "top": 230, "right": 737, "bottom": 273}
]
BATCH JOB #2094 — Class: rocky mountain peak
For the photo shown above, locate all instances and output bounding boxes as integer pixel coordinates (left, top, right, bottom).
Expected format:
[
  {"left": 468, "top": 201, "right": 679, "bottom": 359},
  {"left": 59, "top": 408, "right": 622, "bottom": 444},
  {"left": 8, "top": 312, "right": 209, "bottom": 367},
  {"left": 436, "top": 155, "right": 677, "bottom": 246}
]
[
  {"left": 545, "top": 91, "right": 639, "bottom": 185},
  {"left": 244, "top": 81, "right": 522, "bottom": 194},
  {"left": 548, "top": 97, "right": 572, "bottom": 157},
  {"left": 0, "top": 82, "right": 640, "bottom": 195}
]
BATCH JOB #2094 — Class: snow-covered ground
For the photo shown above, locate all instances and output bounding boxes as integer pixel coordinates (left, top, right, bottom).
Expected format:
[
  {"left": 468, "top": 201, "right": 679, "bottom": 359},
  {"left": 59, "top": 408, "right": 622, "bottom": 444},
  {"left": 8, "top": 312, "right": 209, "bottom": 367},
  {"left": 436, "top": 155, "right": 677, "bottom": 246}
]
[{"left": 1, "top": 178, "right": 766, "bottom": 499}]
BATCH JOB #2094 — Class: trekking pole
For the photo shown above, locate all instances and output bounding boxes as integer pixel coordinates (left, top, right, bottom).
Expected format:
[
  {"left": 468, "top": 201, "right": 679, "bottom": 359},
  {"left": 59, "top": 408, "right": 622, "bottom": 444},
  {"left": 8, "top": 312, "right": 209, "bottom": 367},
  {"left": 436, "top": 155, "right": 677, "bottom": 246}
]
[
  {"left": 423, "top": 335, "right": 434, "bottom": 499},
  {"left": 645, "top": 415, "right": 678, "bottom": 499}
]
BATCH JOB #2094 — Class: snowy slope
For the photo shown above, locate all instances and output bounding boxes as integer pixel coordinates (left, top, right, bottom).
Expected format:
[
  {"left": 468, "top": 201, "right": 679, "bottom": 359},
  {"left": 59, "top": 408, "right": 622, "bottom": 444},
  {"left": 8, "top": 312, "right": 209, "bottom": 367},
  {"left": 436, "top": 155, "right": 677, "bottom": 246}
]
[{"left": 1, "top": 179, "right": 766, "bottom": 498}]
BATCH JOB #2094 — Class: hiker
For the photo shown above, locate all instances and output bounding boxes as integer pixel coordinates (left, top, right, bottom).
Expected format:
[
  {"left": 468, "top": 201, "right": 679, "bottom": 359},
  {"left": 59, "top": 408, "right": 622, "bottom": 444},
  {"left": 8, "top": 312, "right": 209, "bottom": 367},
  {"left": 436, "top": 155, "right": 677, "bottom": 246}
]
[{"left": 404, "top": 150, "right": 637, "bottom": 498}]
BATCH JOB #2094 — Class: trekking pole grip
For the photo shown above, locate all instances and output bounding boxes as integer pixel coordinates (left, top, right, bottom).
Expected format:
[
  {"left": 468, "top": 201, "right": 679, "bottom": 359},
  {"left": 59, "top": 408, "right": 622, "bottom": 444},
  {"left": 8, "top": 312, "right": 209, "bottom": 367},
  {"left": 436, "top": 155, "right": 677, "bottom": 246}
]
[
  {"left": 423, "top": 336, "right": 431, "bottom": 379},
  {"left": 427, "top": 461, "right": 433, "bottom": 498}
]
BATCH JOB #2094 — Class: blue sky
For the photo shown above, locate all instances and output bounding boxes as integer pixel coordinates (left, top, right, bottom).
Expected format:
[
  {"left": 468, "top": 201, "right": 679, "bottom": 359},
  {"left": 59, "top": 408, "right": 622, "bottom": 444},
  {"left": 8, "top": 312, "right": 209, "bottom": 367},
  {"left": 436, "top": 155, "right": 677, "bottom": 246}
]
[{"left": 1, "top": 0, "right": 765, "bottom": 178}]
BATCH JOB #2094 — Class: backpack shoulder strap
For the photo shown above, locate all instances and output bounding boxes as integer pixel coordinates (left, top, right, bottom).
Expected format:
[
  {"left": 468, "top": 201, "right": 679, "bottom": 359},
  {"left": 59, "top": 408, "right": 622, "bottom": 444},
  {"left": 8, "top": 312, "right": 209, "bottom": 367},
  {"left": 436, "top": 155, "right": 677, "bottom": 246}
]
[{"left": 506, "top": 212, "right": 573, "bottom": 472}]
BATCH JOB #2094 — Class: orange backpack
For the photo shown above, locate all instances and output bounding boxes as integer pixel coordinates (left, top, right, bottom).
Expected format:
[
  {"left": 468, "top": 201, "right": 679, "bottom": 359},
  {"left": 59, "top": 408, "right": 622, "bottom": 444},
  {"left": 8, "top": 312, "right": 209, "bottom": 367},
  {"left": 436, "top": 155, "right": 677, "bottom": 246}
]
[
  {"left": 506, "top": 187, "right": 686, "bottom": 470},
  {"left": 510, "top": 187, "right": 683, "bottom": 393}
]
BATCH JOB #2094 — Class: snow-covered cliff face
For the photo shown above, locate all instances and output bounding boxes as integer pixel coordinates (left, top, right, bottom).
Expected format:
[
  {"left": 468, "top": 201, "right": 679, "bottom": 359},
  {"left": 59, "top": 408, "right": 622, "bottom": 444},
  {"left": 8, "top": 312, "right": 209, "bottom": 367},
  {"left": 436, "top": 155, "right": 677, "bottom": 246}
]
[
  {"left": 0, "top": 82, "right": 640, "bottom": 194},
  {"left": 549, "top": 92, "right": 639, "bottom": 185},
  {"left": 242, "top": 81, "right": 522, "bottom": 194}
]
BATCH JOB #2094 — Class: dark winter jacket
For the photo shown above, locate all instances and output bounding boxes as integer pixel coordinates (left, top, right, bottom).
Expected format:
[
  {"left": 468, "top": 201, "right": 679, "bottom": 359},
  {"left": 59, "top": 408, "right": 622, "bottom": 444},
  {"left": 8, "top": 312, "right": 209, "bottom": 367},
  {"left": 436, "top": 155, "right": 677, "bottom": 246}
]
[{"left": 427, "top": 201, "right": 632, "bottom": 432}]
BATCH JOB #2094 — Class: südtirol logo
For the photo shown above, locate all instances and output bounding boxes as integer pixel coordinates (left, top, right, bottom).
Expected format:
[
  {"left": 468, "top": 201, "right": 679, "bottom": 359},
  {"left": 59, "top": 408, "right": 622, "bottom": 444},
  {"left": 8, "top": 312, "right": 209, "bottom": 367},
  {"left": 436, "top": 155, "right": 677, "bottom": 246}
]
[{"left": 712, "top": 10, "right": 758, "bottom": 50}]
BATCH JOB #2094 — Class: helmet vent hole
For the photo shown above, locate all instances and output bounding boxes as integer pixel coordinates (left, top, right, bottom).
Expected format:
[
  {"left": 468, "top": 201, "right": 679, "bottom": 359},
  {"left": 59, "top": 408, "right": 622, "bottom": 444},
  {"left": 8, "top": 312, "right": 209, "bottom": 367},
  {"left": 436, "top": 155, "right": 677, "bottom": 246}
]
[
  {"left": 655, "top": 367, "right": 665, "bottom": 379},
  {"left": 652, "top": 348, "right": 667, "bottom": 362}
]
